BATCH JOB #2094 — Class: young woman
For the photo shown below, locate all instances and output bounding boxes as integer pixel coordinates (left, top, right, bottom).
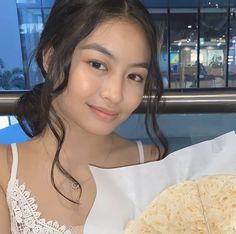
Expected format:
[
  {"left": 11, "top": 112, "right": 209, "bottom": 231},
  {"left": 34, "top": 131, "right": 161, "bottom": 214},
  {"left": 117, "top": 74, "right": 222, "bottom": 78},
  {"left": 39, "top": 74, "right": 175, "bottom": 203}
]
[{"left": 0, "top": 0, "right": 168, "bottom": 233}]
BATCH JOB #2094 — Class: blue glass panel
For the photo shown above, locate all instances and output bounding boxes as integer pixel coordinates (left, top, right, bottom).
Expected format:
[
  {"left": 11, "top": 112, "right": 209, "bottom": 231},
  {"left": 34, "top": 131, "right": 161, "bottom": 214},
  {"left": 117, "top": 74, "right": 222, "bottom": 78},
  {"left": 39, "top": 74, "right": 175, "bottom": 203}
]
[
  {"left": 42, "top": 0, "right": 54, "bottom": 8},
  {"left": 142, "top": 0, "right": 199, "bottom": 7},
  {"left": 150, "top": 9, "right": 169, "bottom": 88},
  {"left": 199, "top": 8, "right": 227, "bottom": 88},
  {"left": 17, "top": 8, "right": 44, "bottom": 88},
  {"left": 169, "top": 0, "right": 199, "bottom": 7},
  {"left": 43, "top": 8, "right": 52, "bottom": 23},
  {"left": 141, "top": 0, "right": 168, "bottom": 7},
  {"left": 16, "top": 0, "right": 39, "bottom": 3},
  {"left": 230, "top": 0, "right": 236, "bottom": 7},
  {"left": 169, "top": 9, "right": 198, "bottom": 89},
  {"left": 228, "top": 8, "right": 236, "bottom": 87},
  {"left": 16, "top": 0, "right": 41, "bottom": 8},
  {"left": 0, "top": 1, "right": 24, "bottom": 90},
  {"left": 200, "top": 0, "right": 229, "bottom": 7}
]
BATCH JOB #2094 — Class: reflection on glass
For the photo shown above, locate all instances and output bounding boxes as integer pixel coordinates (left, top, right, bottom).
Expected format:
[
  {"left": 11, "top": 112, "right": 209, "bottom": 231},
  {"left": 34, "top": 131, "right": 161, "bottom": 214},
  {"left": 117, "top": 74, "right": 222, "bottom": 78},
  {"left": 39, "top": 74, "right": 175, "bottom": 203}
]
[
  {"left": 13, "top": 1, "right": 236, "bottom": 91},
  {"left": 228, "top": 8, "right": 236, "bottom": 87},
  {"left": 0, "top": 116, "right": 11, "bottom": 129},
  {"left": 199, "top": 8, "right": 227, "bottom": 88},
  {"left": 42, "top": 0, "right": 54, "bottom": 8},
  {"left": 43, "top": 8, "right": 51, "bottom": 23},
  {"left": 16, "top": 0, "right": 39, "bottom": 3},
  {"left": 201, "top": 0, "right": 228, "bottom": 8},
  {"left": 0, "top": 59, "right": 25, "bottom": 90},
  {"left": 151, "top": 9, "right": 169, "bottom": 88},
  {"left": 18, "top": 8, "right": 44, "bottom": 88},
  {"left": 170, "top": 8, "right": 198, "bottom": 89}
]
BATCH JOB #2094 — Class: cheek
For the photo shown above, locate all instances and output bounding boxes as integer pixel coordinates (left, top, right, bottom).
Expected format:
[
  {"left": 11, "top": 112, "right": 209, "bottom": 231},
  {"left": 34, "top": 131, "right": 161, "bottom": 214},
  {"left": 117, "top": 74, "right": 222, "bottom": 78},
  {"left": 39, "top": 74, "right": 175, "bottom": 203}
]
[
  {"left": 70, "top": 79, "right": 90, "bottom": 97},
  {"left": 124, "top": 87, "right": 144, "bottom": 112},
  {"left": 68, "top": 69, "right": 99, "bottom": 99}
]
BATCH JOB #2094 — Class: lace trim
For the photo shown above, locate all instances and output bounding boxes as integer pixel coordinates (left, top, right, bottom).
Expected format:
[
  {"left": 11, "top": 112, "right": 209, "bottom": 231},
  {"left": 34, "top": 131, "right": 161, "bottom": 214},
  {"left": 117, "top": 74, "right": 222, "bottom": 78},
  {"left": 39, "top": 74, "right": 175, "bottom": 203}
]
[{"left": 7, "top": 179, "right": 74, "bottom": 234}]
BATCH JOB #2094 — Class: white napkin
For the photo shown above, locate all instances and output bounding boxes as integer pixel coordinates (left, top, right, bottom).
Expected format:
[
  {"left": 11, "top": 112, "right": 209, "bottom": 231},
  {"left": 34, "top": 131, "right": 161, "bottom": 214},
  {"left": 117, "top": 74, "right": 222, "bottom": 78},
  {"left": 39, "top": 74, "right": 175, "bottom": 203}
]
[{"left": 84, "top": 131, "right": 236, "bottom": 234}]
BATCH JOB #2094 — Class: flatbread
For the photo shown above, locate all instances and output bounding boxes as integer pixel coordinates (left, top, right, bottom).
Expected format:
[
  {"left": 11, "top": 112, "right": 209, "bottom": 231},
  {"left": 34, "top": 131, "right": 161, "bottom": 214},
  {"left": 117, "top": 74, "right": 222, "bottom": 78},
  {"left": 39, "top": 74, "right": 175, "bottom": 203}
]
[
  {"left": 124, "top": 219, "right": 159, "bottom": 234},
  {"left": 197, "top": 176, "right": 236, "bottom": 233},
  {"left": 123, "top": 175, "right": 236, "bottom": 234}
]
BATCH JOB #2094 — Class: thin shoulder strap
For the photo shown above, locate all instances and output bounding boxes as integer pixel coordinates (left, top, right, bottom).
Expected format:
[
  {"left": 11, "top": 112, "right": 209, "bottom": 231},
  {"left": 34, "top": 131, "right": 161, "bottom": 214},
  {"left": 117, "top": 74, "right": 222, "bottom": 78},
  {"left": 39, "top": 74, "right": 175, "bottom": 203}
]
[
  {"left": 136, "top": 140, "right": 145, "bottom": 164},
  {"left": 9, "top": 143, "right": 18, "bottom": 182}
]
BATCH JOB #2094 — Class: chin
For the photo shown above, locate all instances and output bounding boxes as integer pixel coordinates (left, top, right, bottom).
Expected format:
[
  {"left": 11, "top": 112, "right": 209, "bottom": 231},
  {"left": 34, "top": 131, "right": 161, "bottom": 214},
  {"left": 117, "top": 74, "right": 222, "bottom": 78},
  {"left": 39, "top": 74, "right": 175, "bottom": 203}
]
[
  {"left": 77, "top": 115, "right": 128, "bottom": 136},
  {"left": 86, "top": 122, "right": 121, "bottom": 136}
]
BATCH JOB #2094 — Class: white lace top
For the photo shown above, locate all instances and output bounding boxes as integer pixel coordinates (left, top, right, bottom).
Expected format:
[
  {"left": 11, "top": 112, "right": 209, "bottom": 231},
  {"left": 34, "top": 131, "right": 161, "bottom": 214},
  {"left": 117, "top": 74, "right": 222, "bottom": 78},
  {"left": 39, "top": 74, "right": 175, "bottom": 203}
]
[
  {"left": 6, "top": 143, "right": 82, "bottom": 234},
  {"left": 6, "top": 141, "right": 145, "bottom": 234}
]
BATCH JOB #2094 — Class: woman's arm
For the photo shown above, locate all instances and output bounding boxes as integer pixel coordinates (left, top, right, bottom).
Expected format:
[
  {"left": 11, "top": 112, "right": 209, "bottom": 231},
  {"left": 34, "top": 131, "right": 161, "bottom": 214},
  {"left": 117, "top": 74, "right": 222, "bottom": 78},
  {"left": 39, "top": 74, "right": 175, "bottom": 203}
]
[
  {"left": 0, "top": 183, "right": 11, "bottom": 232},
  {"left": 0, "top": 144, "right": 11, "bottom": 232},
  {"left": 143, "top": 144, "right": 165, "bottom": 162}
]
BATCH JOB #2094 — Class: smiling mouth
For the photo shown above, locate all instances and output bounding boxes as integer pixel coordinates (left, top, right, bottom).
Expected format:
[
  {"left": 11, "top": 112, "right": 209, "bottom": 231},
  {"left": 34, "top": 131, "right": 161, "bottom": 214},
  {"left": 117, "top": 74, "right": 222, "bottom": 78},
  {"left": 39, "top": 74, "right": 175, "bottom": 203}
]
[{"left": 87, "top": 104, "right": 119, "bottom": 121}]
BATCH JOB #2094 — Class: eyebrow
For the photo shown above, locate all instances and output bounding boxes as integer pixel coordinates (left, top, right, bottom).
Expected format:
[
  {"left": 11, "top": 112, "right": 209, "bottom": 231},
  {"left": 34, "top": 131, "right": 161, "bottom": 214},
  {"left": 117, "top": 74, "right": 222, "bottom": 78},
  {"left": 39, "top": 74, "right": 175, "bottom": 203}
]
[
  {"left": 131, "top": 62, "right": 149, "bottom": 70},
  {"left": 79, "top": 42, "right": 149, "bottom": 70},
  {"left": 79, "top": 43, "right": 115, "bottom": 59}
]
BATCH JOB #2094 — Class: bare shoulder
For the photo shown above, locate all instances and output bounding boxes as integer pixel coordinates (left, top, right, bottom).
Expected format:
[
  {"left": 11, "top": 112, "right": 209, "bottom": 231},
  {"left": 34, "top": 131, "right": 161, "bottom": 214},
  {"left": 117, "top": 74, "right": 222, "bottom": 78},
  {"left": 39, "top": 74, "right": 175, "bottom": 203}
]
[
  {"left": 0, "top": 144, "right": 9, "bottom": 158},
  {"left": 109, "top": 134, "right": 164, "bottom": 167},
  {"left": 0, "top": 141, "right": 35, "bottom": 189},
  {"left": 0, "top": 145, "right": 12, "bottom": 232},
  {"left": 0, "top": 144, "right": 11, "bottom": 191},
  {"left": 142, "top": 143, "right": 164, "bottom": 163}
]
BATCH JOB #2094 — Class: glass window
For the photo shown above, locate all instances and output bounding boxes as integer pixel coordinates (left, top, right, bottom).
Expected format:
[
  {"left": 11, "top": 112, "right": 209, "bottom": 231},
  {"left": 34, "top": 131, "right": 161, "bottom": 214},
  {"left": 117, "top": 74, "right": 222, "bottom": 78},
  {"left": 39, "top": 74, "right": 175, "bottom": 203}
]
[
  {"left": 0, "top": 1, "right": 24, "bottom": 91},
  {"left": 199, "top": 8, "right": 227, "bottom": 88},
  {"left": 0, "top": 116, "right": 11, "bottom": 129},
  {"left": 0, "top": 116, "right": 18, "bottom": 129},
  {"left": 43, "top": 8, "right": 52, "bottom": 23},
  {"left": 169, "top": 8, "right": 198, "bottom": 89},
  {"left": 141, "top": 0, "right": 168, "bottom": 7},
  {"left": 17, "top": 8, "right": 44, "bottom": 89},
  {"left": 228, "top": 8, "right": 236, "bottom": 87},
  {"left": 170, "top": 0, "right": 199, "bottom": 8},
  {"left": 16, "top": 0, "right": 41, "bottom": 8},
  {"left": 201, "top": 0, "right": 229, "bottom": 8},
  {"left": 16, "top": 0, "right": 40, "bottom": 3},
  {"left": 1, "top": 1, "right": 235, "bottom": 92},
  {"left": 42, "top": 0, "right": 54, "bottom": 8},
  {"left": 230, "top": 0, "right": 236, "bottom": 8},
  {"left": 151, "top": 9, "right": 169, "bottom": 88}
]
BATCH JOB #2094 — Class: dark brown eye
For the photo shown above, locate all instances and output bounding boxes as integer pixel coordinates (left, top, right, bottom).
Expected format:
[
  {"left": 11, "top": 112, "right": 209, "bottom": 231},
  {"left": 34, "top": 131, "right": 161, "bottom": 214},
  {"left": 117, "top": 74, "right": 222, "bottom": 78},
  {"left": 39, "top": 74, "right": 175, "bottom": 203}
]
[
  {"left": 128, "top": 73, "right": 144, "bottom": 82},
  {"left": 89, "top": 61, "right": 106, "bottom": 70}
]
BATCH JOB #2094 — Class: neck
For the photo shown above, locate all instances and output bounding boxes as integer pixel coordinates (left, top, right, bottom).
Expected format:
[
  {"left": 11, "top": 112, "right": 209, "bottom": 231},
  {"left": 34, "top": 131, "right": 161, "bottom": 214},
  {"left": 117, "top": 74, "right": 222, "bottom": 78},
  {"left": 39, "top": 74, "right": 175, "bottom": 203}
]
[{"left": 40, "top": 125, "right": 115, "bottom": 167}]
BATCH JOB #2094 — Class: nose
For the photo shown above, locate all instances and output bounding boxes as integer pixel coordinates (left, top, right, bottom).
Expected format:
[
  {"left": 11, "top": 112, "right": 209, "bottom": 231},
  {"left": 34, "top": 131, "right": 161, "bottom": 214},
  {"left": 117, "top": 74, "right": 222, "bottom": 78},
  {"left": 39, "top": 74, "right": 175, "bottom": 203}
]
[{"left": 100, "top": 74, "right": 124, "bottom": 104}]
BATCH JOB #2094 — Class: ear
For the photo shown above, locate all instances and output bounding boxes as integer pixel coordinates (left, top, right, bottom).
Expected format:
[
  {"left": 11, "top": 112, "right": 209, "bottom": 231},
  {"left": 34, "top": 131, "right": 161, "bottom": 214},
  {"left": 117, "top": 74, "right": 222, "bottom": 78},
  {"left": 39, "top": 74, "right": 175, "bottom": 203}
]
[{"left": 43, "top": 47, "right": 54, "bottom": 72}]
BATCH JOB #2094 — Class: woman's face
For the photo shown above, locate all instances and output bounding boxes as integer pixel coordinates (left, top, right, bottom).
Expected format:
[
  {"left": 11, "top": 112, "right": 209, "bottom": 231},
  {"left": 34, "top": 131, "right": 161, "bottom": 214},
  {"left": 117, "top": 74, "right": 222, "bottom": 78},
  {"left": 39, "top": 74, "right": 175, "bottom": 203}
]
[{"left": 54, "top": 18, "right": 150, "bottom": 136}]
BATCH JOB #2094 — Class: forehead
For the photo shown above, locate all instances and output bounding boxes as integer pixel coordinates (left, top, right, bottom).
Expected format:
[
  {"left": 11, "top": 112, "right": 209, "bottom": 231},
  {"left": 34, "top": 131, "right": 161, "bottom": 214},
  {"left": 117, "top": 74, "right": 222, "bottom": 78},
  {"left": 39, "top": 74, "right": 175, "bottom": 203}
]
[{"left": 77, "top": 18, "right": 151, "bottom": 61}]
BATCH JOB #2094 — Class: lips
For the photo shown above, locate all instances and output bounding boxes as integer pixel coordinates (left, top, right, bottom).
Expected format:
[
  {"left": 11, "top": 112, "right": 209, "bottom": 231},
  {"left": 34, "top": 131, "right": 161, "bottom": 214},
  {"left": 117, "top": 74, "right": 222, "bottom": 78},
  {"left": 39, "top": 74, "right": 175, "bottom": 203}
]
[{"left": 87, "top": 104, "right": 119, "bottom": 121}]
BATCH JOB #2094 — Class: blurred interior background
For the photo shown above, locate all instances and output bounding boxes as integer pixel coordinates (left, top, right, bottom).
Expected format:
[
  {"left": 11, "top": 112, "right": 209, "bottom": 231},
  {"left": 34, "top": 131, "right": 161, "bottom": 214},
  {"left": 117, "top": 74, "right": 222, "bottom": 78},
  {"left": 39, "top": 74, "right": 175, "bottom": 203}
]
[{"left": 0, "top": 0, "right": 236, "bottom": 152}]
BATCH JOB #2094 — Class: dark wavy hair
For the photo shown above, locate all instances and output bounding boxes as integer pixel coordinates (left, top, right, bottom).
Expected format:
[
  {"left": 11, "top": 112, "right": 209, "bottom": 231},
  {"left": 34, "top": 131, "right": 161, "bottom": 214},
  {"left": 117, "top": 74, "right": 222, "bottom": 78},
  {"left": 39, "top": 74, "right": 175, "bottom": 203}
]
[{"left": 16, "top": 0, "right": 168, "bottom": 203}]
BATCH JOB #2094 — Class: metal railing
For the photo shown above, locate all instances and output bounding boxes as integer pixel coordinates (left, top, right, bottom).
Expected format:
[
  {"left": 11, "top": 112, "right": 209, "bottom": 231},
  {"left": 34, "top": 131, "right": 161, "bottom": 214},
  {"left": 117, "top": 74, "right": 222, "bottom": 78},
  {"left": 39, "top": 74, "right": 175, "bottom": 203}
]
[
  {"left": 1, "top": 89, "right": 236, "bottom": 115},
  {"left": 139, "top": 89, "right": 236, "bottom": 113}
]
